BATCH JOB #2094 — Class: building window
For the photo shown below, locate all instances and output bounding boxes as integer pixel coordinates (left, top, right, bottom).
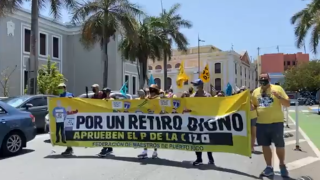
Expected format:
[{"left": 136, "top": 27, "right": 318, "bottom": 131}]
[
  {"left": 175, "top": 63, "right": 181, "bottom": 69},
  {"left": 39, "top": 33, "right": 47, "bottom": 56},
  {"left": 154, "top": 78, "right": 161, "bottom": 89},
  {"left": 235, "top": 64, "right": 237, "bottom": 74},
  {"left": 184, "top": 80, "right": 188, "bottom": 85},
  {"left": 249, "top": 71, "right": 250, "bottom": 79},
  {"left": 287, "top": 61, "right": 290, "bottom": 65},
  {"left": 125, "top": 75, "right": 130, "bottom": 92},
  {"left": 167, "top": 64, "right": 172, "bottom": 69},
  {"left": 166, "top": 77, "right": 172, "bottom": 90},
  {"left": 293, "top": 61, "right": 296, "bottom": 66},
  {"left": 215, "top": 63, "right": 221, "bottom": 73},
  {"left": 24, "top": 29, "right": 31, "bottom": 52},
  {"left": 215, "top": 78, "right": 221, "bottom": 91},
  {"left": 235, "top": 78, "right": 237, "bottom": 84},
  {"left": 241, "top": 79, "right": 243, "bottom": 86},
  {"left": 53, "top": 36, "right": 60, "bottom": 58},
  {"left": 155, "top": 65, "right": 162, "bottom": 70},
  {"left": 245, "top": 68, "right": 246, "bottom": 77},
  {"left": 148, "top": 66, "right": 153, "bottom": 70},
  {"left": 132, "top": 76, "right": 136, "bottom": 95},
  {"left": 240, "top": 66, "right": 242, "bottom": 76}
]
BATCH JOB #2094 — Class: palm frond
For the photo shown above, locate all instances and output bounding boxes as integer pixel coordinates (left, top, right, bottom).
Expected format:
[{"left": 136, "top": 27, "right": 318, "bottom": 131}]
[
  {"left": 71, "top": 0, "right": 102, "bottom": 24},
  {"left": 0, "top": 0, "right": 23, "bottom": 17}
]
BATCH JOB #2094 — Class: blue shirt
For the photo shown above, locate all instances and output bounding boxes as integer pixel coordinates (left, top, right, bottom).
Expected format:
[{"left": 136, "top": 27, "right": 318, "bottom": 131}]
[
  {"left": 59, "top": 92, "right": 74, "bottom": 97},
  {"left": 52, "top": 107, "right": 67, "bottom": 123}
]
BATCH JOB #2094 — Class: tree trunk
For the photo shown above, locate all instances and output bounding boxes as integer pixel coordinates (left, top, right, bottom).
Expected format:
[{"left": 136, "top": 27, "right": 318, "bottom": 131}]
[
  {"left": 102, "top": 13, "right": 109, "bottom": 88},
  {"left": 163, "top": 53, "right": 167, "bottom": 90},
  {"left": 139, "top": 60, "right": 148, "bottom": 89},
  {"left": 29, "top": 0, "right": 39, "bottom": 94}
]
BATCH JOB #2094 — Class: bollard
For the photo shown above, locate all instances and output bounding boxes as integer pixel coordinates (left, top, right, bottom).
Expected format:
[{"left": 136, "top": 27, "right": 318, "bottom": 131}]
[
  {"left": 285, "top": 107, "right": 290, "bottom": 128},
  {"left": 294, "top": 101, "right": 302, "bottom": 151}
]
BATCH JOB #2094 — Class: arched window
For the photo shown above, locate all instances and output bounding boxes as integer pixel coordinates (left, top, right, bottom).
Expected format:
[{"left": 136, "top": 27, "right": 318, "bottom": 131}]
[
  {"left": 174, "top": 63, "right": 181, "bottom": 69},
  {"left": 167, "top": 64, "right": 172, "bottom": 69},
  {"left": 148, "top": 66, "right": 153, "bottom": 70},
  {"left": 215, "top": 63, "right": 221, "bottom": 74},
  {"left": 154, "top": 78, "right": 161, "bottom": 89},
  {"left": 184, "top": 80, "right": 188, "bottom": 85},
  {"left": 166, "top": 77, "right": 172, "bottom": 90},
  {"left": 155, "top": 65, "right": 162, "bottom": 70},
  {"left": 215, "top": 78, "right": 221, "bottom": 91}
]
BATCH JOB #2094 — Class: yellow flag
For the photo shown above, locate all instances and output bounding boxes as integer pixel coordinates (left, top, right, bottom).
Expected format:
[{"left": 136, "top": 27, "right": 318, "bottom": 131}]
[
  {"left": 200, "top": 63, "right": 210, "bottom": 83},
  {"left": 176, "top": 61, "right": 189, "bottom": 88}
]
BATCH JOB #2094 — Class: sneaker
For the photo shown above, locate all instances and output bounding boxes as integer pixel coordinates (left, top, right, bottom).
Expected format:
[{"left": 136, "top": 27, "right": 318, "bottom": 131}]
[
  {"left": 280, "top": 165, "right": 289, "bottom": 177},
  {"left": 137, "top": 151, "right": 148, "bottom": 159},
  {"left": 61, "top": 150, "right": 73, "bottom": 156},
  {"left": 152, "top": 151, "right": 158, "bottom": 159},
  {"left": 261, "top": 166, "right": 274, "bottom": 177},
  {"left": 192, "top": 160, "right": 203, "bottom": 166},
  {"left": 98, "top": 150, "right": 112, "bottom": 157},
  {"left": 208, "top": 160, "right": 215, "bottom": 165}
]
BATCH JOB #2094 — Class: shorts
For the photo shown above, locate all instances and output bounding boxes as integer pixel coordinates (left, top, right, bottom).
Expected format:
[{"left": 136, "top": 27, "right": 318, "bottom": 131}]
[
  {"left": 256, "top": 122, "right": 285, "bottom": 148},
  {"left": 251, "top": 118, "right": 257, "bottom": 127}
]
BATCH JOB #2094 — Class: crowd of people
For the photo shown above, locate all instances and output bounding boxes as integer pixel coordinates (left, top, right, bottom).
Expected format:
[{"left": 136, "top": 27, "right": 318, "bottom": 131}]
[{"left": 56, "top": 73, "right": 290, "bottom": 178}]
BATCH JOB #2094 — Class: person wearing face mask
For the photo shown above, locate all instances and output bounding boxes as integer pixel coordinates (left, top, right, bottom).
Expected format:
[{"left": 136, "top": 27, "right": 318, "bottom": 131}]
[
  {"left": 91, "top": 84, "right": 103, "bottom": 99},
  {"left": 166, "top": 89, "right": 177, "bottom": 98},
  {"left": 189, "top": 79, "right": 214, "bottom": 166},
  {"left": 56, "top": 83, "right": 75, "bottom": 156},
  {"left": 159, "top": 89, "right": 165, "bottom": 98},
  {"left": 136, "top": 89, "right": 146, "bottom": 99},
  {"left": 98, "top": 87, "right": 115, "bottom": 157},
  {"left": 137, "top": 84, "right": 160, "bottom": 159},
  {"left": 251, "top": 74, "right": 290, "bottom": 177}
]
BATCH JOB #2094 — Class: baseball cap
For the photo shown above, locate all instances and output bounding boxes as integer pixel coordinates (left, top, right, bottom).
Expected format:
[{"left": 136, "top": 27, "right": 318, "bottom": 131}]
[
  {"left": 92, "top": 84, "right": 99, "bottom": 88},
  {"left": 102, "top": 87, "right": 111, "bottom": 92},
  {"left": 191, "top": 79, "right": 204, "bottom": 86},
  {"left": 57, "top": 83, "right": 66, "bottom": 87}
]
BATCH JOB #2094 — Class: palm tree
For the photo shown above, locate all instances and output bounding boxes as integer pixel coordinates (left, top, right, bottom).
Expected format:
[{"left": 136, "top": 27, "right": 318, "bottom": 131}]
[
  {"left": 118, "top": 17, "right": 168, "bottom": 88},
  {"left": 291, "top": 0, "right": 320, "bottom": 54},
  {"left": 157, "top": 3, "right": 192, "bottom": 90},
  {"left": 0, "top": 0, "right": 76, "bottom": 94},
  {"left": 71, "top": 0, "right": 144, "bottom": 87}
]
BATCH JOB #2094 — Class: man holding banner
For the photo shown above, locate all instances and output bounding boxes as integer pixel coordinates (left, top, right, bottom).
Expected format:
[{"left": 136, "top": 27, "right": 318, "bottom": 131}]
[
  {"left": 252, "top": 74, "right": 290, "bottom": 177},
  {"left": 190, "top": 79, "right": 214, "bottom": 166}
]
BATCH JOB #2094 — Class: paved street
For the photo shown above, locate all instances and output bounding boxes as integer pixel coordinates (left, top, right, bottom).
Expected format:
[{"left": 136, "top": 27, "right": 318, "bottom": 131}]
[{"left": 0, "top": 108, "right": 319, "bottom": 180}]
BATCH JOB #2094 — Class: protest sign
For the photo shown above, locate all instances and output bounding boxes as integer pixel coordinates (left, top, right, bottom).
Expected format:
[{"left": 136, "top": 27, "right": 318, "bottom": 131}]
[{"left": 48, "top": 90, "right": 251, "bottom": 157}]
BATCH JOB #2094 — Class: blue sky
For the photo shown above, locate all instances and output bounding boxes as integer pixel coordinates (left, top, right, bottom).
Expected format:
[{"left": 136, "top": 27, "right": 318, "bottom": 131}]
[{"left": 22, "top": 0, "right": 316, "bottom": 59}]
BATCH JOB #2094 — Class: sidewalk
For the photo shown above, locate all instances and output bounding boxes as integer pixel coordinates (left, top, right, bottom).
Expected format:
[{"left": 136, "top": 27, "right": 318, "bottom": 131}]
[{"left": 276, "top": 111, "right": 320, "bottom": 179}]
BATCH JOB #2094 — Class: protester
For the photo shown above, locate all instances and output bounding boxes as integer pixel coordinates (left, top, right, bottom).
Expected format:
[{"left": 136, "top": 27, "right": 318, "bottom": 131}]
[
  {"left": 159, "top": 89, "right": 166, "bottom": 98},
  {"left": 136, "top": 89, "right": 146, "bottom": 99},
  {"left": 167, "top": 89, "right": 177, "bottom": 98},
  {"left": 101, "top": 87, "right": 112, "bottom": 100},
  {"left": 138, "top": 84, "right": 160, "bottom": 159},
  {"left": 57, "top": 83, "right": 75, "bottom": 156},
  {"left": 181, "top": 91, "right": 190, "bottom": 98},
  {"left": 91, "top": 84, "right": 103, "bottom": 99},
  {"left": 188, "top": 87, "right": 194, "bottom": 95},
  {"left": 190, "top": 79, "right": 214, "bottom": 166},
  {"left": 252, "top": 74, "right": 290, "bottom": 177}
]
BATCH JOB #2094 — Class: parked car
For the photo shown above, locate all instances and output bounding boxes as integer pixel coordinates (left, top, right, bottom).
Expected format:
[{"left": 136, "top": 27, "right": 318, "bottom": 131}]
[
  {"left": 1, "top": 95, "right": 57, "bottom": 131},
  {"left": 0, "top": 101, "right": 36, "bottom": 156},
  {"left": 78, "top": 91, "right": 133, "bottom": 99}
]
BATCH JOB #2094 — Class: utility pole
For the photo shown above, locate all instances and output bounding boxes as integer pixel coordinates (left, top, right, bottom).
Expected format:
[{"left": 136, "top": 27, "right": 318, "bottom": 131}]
[
  {"left": 304, "top": 44, "right": 306, "bottom": 54},
  {"left": 198, "top": 34, "right": 205, "bottom": 78},
  {"left": 257, "top": 47, "right": 260, "bottom": 56},
  {"left": 276, "top": 45, "right": 279, "bottom": 53}
]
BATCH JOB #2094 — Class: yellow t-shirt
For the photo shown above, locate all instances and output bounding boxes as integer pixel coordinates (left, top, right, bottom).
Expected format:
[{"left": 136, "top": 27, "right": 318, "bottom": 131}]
[{"left": 251, "top": 85, "right": 288, "bottom": 124}]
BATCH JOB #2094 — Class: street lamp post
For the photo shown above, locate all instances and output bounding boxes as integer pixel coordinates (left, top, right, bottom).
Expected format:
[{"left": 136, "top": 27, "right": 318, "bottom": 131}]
[{"left": 198, "top": 35, "right": 205, "bottom": 78}]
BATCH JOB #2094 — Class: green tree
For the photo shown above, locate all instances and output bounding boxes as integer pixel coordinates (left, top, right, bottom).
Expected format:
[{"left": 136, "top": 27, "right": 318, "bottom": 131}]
[
  {"left": 291, "top": 0, "right": 320, "bottom": 53},
  {"left": 118, "top": 17, "right": 166, "bottom": 88},
  {"left": 71, "top": 0, "right": 144, "bottom": 87},
  {"left": 283, "top": 60, "right": 320, "bottom": 91},
  {"left": 0, "top": 65, "right": 17, "bottom": 97},
  {"left": 0, "top": 0, "right": 76, "bottom": 94},
  {"left": 155, "top": 3, "right": 192, "bottom": 90},
  {"left": 37, "top": 56, "right": 66, "bottom": 95}
]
